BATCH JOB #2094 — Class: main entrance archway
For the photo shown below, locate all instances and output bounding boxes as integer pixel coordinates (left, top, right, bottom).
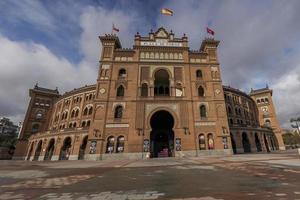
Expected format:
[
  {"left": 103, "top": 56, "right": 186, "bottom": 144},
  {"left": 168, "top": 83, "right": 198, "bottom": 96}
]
[{"left": 150, "top": 110, "right": 174, "bottom": 158}]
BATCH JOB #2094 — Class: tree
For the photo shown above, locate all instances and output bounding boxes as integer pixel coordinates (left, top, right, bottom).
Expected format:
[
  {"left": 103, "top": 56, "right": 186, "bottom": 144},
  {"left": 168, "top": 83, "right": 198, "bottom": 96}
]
[
  {"left": 290, "top": 117, "right": 300, "bottom": 134},
  {"left": 282, "top": 132, "right": 300, "bottom": 149}
]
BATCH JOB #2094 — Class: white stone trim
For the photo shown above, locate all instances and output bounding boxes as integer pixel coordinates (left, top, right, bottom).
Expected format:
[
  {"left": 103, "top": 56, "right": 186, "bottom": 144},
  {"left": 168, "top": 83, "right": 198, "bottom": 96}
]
[
  {"left": 106, "top": 123, "right": 129, "bottom": 128},
  {"left": 195, "top": 122, "right": 216, "bottom": 127}
]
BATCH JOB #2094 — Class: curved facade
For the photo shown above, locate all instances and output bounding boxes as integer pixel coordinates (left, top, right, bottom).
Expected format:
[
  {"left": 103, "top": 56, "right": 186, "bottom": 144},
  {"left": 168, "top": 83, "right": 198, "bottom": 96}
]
[
  {"left": 223, "top": 86, "right": 279, "bottom": 154},
  {"left": 14, "top": 27, "right": 285, "bottom": 161}
]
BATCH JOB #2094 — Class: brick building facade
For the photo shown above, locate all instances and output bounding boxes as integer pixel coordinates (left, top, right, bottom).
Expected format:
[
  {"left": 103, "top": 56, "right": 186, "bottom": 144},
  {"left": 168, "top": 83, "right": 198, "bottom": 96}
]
[{"left": 14, "top": 27, "right": 285, "bottom": 161}]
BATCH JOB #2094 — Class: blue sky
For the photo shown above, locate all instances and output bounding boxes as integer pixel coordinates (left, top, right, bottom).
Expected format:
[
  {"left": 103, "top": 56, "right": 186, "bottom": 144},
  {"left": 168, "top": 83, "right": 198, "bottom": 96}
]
[{"left": 0, "top": 0, "right": 300, "bottom": 128}]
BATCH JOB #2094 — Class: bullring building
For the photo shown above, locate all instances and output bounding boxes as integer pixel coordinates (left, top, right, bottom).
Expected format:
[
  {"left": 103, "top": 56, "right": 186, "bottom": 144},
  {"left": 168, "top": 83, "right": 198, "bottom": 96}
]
[{"left": 14, "top": 27, "right": 285, "bottom": 161}]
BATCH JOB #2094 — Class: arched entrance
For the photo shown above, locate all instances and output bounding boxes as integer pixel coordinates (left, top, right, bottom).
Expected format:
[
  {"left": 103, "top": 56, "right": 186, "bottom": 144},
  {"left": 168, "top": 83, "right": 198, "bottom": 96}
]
[
  {"left": 44, "top": 139, "right": 55, "bottom": 160},
  {"left": 26, "top": 142, "right": 34, "bottom": 160},
  {"left": 255, "top": 133, "right": 262, "bottom": 152},
  {"left": 33, "top": 140, "right": 42, "bottom": 161},
  {"left": 59, "top": 137, "right": 72, "bottom": 160},
  {"left": 264, "top": 134, "right": 270, "bottom": 152},
  {"left": 78, "top": 136, "right": 88, "bottom": 160},
  {"left": 230, "top": 132, "right": 237, "bottom": 154},
  {"left": 270, "top": 136, "right": 276, "bottom": 151},
  {"left": 242, "top": 132, "right": 251, "bottom": 153},
  {"left": 150, "top": 110, "right": 174, "bottom": 158},
  {"left": 154, "top": 69, "right": 170, "bottom": 96}
]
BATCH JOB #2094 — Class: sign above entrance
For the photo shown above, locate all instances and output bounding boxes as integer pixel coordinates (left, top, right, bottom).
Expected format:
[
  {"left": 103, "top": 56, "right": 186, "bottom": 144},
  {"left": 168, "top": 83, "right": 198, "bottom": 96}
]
[{"left": 140, "top": 39, "right": 182, "bottom": 47}]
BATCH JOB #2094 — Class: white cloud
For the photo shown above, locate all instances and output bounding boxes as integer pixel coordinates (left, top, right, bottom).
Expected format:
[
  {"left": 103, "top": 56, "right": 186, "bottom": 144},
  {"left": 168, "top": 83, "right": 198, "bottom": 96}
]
[
  {"left": 0, "top": 35, "right": 95, "bottom": 123},
  {"left": 273, "top": 64, "right": 300, "bottom": 128},
  {"left": 158, "top": 0, "right": 300, "bottom": 128},
  {"left": 0, "top": 0, "right": 56, "bottom": 32},
  {"left": 0, "top": 4, "right": 149, "bottom": 124}
]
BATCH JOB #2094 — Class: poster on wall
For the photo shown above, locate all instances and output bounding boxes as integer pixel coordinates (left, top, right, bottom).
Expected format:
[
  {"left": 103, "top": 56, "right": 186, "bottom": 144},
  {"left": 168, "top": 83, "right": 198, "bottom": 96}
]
[
  {"left": 89, "top": 140, "right": 97, "bottom": 154},
  {"left": 223, "top": 137, "right": 228, "bottom": 149},
  {"left": 175, "top": 138, "right": 181, "bottom": 151},
  {"left": 143, "top": 139, "right": 150, "bottom": 152}
]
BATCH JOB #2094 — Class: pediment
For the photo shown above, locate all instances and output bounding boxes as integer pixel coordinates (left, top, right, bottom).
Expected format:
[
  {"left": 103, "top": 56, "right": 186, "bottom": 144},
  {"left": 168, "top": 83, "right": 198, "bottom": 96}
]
[{"left": 155, "top": 27, "right": 168, "bottom": 38}]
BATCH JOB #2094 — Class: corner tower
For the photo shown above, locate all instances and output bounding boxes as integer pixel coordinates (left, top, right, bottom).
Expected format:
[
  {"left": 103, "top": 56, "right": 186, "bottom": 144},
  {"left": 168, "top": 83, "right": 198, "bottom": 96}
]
[
  {"left": 13, "top": 84, "right": 60, "bottom": 159},
  {"left": 250, "top": 86, "right": 285, "bottom": 150}
]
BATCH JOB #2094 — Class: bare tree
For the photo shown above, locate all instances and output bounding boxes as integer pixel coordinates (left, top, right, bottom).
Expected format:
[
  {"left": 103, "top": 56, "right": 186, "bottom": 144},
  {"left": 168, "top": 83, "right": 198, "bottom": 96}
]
[{"left": 290, "top": 117, "right": 300, "bottom": 134}]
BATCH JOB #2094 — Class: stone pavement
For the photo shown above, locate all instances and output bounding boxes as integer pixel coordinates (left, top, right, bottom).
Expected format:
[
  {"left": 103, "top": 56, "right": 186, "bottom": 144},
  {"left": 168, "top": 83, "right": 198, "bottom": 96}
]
[{"left": 0, "top": 150, "right": 300, "bottom": 200}]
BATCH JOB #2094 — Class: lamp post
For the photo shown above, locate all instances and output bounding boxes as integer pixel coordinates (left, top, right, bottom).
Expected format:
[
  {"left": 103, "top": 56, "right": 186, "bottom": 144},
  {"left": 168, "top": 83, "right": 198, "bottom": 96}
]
[{"left": 290, "top": 117, "right": 300, "bottom": 134}]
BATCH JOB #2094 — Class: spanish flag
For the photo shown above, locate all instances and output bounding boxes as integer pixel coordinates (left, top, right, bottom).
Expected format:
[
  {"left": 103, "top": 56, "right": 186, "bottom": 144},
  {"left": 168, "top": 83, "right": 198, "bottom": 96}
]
[
  {"left": 206, "top": 27, "right": 215, "bottom": 36},
  {"left": 112, "top": 24, "right": 119, "bottom": 32},
  {"left": 161, "top": 8, "right": 173, "bottom": 16}
]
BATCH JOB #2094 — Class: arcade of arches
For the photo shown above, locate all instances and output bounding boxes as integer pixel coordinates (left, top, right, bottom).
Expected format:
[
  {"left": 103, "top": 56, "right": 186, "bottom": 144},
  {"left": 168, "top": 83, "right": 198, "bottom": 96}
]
[{"left": 18, "top": 27, "right": 285, "bottom": 162}]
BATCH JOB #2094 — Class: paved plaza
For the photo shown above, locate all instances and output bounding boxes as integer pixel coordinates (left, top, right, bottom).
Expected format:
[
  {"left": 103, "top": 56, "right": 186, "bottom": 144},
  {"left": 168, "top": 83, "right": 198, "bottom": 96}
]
[{"left": 1, "top": 150, "right": 300, "bottom": 200}]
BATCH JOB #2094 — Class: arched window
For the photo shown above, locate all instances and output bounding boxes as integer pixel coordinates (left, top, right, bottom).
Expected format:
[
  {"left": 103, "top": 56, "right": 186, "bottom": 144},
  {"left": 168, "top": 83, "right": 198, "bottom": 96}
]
[
  {"left": 235, "top": 108, "right": 239, "bottom": 115},
  {"left": 229, "top": 118, "right": 233, "bottom": 125},
  {"left": 198, "top": 86, "right": 204, "bottom": 97},
  {"left": 196, "top": 70, "right": 203, "bottom": 78},
  {"left": 141, "top": 83, "right": 148, "bottom": 97},
  {"left": 116, "top": 85, "right": 125, "bottom": 97},
  {"left": 75, "top": 109, "right": 79, "bottom": 117},
  {"left": 118, "top": 68, "right": 126, "bottom": 78},
  {"left": 64, "top": 112, "right": 68, "bottom": 119},
  {"left": 116, "top": 136, "right": 125, "bottom": 153},
  {"left": 200, "top": 105, "right": 207, "bottom": 118},
  {"left": 36, "top": 110, "right": 43, "bottom": 119},
  {"left": 73, "top": 122, "right": 77, "bottom": 128},
  {"left": 265, "top": 119, "right": 271, "bottom": 126},
  {"left": 81, "top": 121, "right": 86, "bottom": 127},
  {"left": 227, "top": 106, "right": 232, "bottom": 114},
  {"left": 114, "top": 105, "right": 123, "bottom": 119},
  {"left": 31, "top": 124, "right": 39, "bottom": 133},
  {"left": 89, "top": 94, "right": 92, "bottom": 100},
  {"left": 106, "top": 136, "right": 115, "bottom": 153},
  {"left": 199, "top": 134, "right": 206, "bottom": 150},
  {"left": 154, "top": 69, "right": 170, "bottom": 96},
  {"left": 69, "top": 123, "right": 72, "bottom": 128},
  {"left": 88, "top": 107, "right": 93, "bottom": 115},
  {"left": 265, "top": 98, "right": 269, "bottom": 103},
  {"left": 71, "top": 110, "right": 75, "bottom": 118},
  {"left": 207, "top": 133, "right": 214, "bottom": 150},
  {"left": 83, "top": 107, "right": 88, "bottom": 116},
  {"left": 257, "top": 99, "right": 260, "bottom": 103},
  {"left": 86, "top": 120, "right": 91, "bottom": 127}
]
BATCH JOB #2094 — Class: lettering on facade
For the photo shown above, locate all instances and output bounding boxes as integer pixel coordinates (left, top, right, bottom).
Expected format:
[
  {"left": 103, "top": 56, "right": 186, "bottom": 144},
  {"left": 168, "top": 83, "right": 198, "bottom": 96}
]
[
  {"left": 140, "top": 39, "right": 182, "bottom": 47},
  {"left": 195, "top": 122, "right": 216, "bottom": 127},
  {"left": 105, "top": 124, "right": 129, "bottom": 128}
]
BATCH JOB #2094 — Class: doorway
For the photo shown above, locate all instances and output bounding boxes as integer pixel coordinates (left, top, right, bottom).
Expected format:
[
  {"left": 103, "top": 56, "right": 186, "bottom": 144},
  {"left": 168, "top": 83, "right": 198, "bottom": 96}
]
[{"left": 150, "top": 110, "right": 174, "bottom": 158}]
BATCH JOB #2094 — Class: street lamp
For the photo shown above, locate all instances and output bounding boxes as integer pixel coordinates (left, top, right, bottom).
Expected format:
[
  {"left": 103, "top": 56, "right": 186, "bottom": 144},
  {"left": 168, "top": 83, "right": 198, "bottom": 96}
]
[{"left": 290, "top": 117, "right": 300, "bottom": 134}]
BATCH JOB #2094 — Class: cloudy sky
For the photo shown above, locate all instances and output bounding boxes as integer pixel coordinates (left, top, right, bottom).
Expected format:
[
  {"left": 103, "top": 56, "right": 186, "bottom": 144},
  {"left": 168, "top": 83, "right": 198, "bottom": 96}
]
[{"left": 0, "top": 0, "right": 299, "bottom": 129}]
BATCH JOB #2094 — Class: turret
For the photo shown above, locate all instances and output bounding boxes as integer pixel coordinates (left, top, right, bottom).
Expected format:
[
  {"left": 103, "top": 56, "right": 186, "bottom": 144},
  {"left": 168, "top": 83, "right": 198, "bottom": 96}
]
[{"left": 250, "top": 86, "right": 286, "bottom": 150}]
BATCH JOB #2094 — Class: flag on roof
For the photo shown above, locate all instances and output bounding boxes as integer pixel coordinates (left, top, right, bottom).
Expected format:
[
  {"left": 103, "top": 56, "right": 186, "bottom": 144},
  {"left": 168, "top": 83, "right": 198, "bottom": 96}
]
[
  {"left": 112, "top": 24, "right": 119, "bottom": 32},
  {"left": 161, "top": 8, "right": 173, "bottom": 16},
  {"left": 206, "top": 27, "right": 215, "bottom": 35}
]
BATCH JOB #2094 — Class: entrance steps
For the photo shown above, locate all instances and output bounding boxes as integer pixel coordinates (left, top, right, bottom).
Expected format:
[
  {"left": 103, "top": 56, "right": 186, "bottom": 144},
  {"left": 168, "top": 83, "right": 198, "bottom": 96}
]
[{"left": 158, "top": 148, "right": 169, "bottom": 157}]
